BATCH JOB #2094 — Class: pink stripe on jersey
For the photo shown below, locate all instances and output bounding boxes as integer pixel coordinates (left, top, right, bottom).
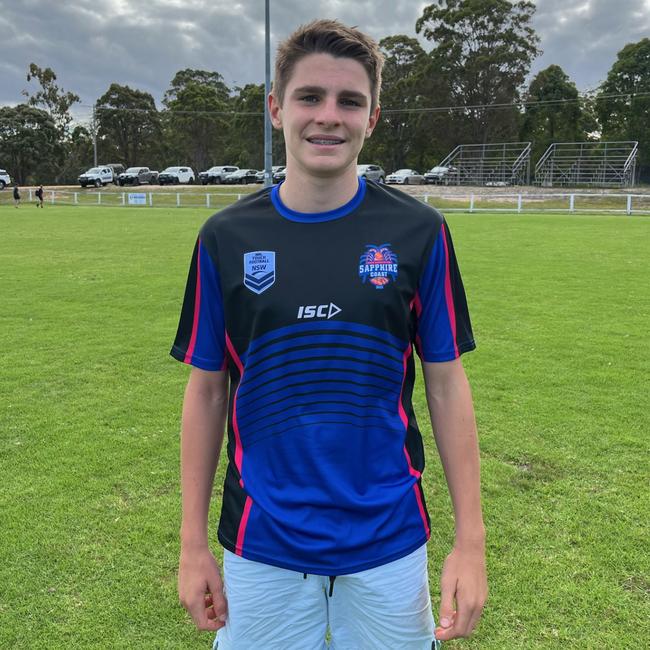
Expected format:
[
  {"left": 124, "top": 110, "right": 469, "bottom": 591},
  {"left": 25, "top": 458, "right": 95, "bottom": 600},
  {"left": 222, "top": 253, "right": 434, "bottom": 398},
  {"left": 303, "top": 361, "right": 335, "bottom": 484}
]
[
  {"left": 441, "top": 223, "right": 459, "bottom": 358},
  {"left": 411, "top": 294, "right": 424, "bottom": 358},
  {"left": 413, "top": 293, "right": 423, "bottom": 317},
  {"left": 235, "top": 496, "right": 253, "bottom": 556},
  {"left": 398, "top": 330, "right": 429, "bottom": 538},
  {"left": 225, "top": 332, "right": 245, "bottom": 486},
  {"left": 397, "top": 344, "right": 412, "bottom": 430},
  {"left": 184, "top": 241, "right": 202, "bottom": 364},
  {"left": 403, "top": 446, "right": 421, "bottom": 479},
  {"left": 399, "top": 344, "right": 422, "bottom": 480},
  {"left": 412, "top": 484, "right": 430, "bottom": 538}
]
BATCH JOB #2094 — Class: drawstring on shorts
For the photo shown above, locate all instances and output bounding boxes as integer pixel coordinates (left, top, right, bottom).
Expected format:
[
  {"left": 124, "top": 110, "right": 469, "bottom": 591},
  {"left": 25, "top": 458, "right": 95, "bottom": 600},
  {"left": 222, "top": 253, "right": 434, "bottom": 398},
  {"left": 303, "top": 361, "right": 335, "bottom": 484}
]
[{"left": 301, "top": 573, "right": 337, "bottom": 596}]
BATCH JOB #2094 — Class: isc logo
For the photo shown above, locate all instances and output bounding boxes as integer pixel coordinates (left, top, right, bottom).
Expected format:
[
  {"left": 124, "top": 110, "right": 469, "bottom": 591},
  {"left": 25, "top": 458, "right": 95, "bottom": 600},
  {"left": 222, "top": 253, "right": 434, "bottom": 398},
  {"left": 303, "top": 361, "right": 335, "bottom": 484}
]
[{"left": 297, "top": 303, "right": 342, "bottom": 320}]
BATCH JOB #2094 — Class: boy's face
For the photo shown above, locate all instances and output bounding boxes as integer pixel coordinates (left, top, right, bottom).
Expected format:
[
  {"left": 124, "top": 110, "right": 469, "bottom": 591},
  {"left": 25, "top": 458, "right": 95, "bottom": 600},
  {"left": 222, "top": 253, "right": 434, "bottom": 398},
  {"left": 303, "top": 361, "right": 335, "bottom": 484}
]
[{"left": 269, "top": 53, "right": 380, "bottom": 180}]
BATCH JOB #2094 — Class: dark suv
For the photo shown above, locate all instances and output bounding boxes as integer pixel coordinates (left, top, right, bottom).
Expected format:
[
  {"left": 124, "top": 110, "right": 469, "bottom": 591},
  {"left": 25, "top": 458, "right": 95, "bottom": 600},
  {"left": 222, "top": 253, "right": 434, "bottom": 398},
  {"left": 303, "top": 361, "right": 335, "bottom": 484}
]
[
  {"left": 199, "top": 165, "right": 239, "bottom": 185},
  {"left": 118, "top": 167, "right": 159, "bottom": 186}
]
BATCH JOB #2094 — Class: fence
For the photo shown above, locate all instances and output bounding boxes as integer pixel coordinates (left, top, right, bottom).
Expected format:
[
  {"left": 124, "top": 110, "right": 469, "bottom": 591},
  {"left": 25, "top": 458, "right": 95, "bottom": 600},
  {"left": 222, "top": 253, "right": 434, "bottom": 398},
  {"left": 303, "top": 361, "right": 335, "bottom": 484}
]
[
  {"left": 419, "top": 192, "right": 650, "bottom": 215},
  {"left": 0, "top": 188, "right": 249, "bottom": 210},
  {"left": 2, "top": 188, "right": 650, "bottom": 215}
]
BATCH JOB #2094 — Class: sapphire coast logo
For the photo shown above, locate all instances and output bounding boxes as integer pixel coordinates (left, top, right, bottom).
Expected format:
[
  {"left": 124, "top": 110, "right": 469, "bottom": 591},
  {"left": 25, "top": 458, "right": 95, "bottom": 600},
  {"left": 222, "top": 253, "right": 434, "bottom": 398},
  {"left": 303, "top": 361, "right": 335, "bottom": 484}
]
[
  {"left": 244, "top": 251, "right": 276, "bottom": 294},
  {"left": 358, "top": 244, "right": 398, "bottom": 289}
]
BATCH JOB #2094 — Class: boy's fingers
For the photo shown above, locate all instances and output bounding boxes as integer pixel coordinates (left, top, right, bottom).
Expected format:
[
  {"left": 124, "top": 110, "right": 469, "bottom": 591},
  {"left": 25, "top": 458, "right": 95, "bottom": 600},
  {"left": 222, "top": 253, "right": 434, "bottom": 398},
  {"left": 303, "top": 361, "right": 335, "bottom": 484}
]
[
  {"left": 452, "top": 602, "right": 472, "bottom": 637},
  {"left": 187, "top": 593, "right": 222, "bottom": 631},
  {"left": 207, "top": 576, "right": 228, "bottom": 624},
  {"left": 438, "top": 576, "right": 456, "bottom": 629}
]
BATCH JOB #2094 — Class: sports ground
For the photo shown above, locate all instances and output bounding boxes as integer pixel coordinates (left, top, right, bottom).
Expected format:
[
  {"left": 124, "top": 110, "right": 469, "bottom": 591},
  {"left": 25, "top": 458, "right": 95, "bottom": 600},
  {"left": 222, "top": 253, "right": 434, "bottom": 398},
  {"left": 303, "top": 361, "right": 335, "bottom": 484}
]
[{"left": 1, "top": 203, "right": 648, "bottom": 648}]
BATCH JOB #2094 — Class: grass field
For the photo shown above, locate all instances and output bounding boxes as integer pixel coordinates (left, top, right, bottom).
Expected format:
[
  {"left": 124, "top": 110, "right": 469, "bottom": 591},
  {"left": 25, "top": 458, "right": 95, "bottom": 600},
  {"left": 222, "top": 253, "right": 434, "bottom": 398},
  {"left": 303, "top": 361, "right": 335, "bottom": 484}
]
[{"left": 1, "top": 204, "right": 648, "bottom": 649}]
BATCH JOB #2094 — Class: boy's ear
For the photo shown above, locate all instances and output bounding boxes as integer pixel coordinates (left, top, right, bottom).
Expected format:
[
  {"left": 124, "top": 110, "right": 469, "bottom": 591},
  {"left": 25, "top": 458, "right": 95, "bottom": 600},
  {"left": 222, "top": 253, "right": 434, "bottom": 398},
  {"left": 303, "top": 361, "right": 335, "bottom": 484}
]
[
  {"left": 268, "top": 93, "right": 283, "bottom": 130},
  {"left": 365, "top": 105, "right": 381, "bottom": 138}
]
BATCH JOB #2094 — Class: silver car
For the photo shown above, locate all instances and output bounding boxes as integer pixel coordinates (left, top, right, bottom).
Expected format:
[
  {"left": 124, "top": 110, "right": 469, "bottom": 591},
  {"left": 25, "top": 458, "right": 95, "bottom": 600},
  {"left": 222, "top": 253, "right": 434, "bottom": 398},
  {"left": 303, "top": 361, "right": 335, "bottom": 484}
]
[
  {"left": 357, "top": 164, "right": 385, "bottom": 183},
  {"left": 385, "top": 169, "right": 425, "bottom": 185}
]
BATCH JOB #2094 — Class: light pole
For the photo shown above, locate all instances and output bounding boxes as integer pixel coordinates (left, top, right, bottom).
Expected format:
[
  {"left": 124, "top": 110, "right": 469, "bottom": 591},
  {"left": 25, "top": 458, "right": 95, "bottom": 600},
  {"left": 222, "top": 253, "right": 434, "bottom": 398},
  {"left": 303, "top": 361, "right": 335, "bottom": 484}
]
[
  {"left": 92, "top": 104, "right": 98, "bottom": 166},
  {"left": 263, "top": 0, "right": 273, "bottom": 188}
]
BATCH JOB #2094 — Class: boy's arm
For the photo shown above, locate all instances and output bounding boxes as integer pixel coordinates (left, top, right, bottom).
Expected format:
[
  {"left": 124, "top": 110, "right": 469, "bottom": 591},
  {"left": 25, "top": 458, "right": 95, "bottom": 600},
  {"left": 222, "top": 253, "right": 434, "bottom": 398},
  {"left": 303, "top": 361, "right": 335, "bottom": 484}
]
[
  {"left": 178, "top": 366, "right": 229, "bottom": 632},
  {"left": 423, "top": 359, "right": 488, "bottom": 641}
]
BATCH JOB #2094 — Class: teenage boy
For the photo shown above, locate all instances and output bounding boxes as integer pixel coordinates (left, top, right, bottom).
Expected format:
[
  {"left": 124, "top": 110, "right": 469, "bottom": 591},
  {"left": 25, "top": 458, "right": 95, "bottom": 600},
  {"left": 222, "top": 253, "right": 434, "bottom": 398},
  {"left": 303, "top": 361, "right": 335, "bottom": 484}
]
[{"left": 172, "top": 19, "right": 487, "bottom": 649}]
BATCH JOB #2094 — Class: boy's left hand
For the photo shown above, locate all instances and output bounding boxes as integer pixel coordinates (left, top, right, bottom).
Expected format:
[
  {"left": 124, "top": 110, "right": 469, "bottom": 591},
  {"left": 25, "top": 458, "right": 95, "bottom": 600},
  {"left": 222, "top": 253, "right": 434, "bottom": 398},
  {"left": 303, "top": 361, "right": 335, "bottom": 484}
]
[{"left": 434, "top": 543, "right": 488, "bottom": 641}]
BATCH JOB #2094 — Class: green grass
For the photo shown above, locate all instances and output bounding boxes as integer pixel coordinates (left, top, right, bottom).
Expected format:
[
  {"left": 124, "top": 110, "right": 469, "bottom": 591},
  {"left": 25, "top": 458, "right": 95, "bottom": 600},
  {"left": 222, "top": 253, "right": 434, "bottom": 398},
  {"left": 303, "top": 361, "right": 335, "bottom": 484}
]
[{"left": 1, "top": 205, "right": 648, "bottom": 649}]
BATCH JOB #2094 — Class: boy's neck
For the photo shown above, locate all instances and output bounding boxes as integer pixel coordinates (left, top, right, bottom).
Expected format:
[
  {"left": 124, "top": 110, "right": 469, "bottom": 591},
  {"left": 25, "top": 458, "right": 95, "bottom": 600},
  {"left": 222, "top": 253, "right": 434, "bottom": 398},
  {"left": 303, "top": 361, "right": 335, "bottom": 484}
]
[{"left": 278, "top": 164, "right": 360, "bottom": 214}]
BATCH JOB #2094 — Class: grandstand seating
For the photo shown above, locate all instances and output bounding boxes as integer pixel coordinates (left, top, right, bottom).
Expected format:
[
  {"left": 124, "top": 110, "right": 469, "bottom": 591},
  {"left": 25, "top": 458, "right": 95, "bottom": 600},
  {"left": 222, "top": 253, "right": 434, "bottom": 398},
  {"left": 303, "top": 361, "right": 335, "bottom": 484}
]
[
  {"left": 434, "top": 142, "right": 532, "bottom": 186},
  {"left": 534, "top": 141, "right": 638, "bottom": 187}
]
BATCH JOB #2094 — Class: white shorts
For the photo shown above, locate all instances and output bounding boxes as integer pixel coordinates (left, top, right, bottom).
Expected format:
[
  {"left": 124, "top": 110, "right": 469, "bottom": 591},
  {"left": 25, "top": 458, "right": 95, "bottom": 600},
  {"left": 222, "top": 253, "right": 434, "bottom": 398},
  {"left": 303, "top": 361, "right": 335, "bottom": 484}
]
[{"left": 213, "top": 544, "right": 441, "bottom": 650}]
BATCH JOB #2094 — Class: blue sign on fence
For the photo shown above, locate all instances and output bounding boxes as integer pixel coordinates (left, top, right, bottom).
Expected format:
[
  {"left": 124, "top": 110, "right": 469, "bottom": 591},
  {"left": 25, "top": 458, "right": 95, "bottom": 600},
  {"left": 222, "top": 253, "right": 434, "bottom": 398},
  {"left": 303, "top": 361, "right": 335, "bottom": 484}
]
[{"left": 128, "top": 193, "right": 147, "bottom": 205}]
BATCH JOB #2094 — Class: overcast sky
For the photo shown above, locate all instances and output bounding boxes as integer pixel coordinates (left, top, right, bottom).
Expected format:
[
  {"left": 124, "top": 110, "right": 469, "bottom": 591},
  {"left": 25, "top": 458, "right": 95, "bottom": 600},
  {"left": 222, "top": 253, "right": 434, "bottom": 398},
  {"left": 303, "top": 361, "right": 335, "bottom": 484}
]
[{"left": 1, "top": 0, "right": 649, "bottom": 123}]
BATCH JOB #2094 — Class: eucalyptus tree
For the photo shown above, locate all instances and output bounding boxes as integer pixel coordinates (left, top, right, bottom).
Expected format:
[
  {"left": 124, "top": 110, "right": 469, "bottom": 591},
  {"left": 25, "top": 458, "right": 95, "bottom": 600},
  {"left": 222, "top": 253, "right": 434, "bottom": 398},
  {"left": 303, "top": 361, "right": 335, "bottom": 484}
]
[
  {"left": 597, "top": 38, "right": 650, "bottom": 179},
  {"left": 364, "top": 35, "right": 444, "bottom": 173},
  {"left": 416, "top": 0, "right": 540, "bottom": 144},
  {"left": 521, "top": 65, "right": 585, "bottom": 162},
  {"left": 95, "top": 84, "right": 161, "bottom": 167},
  {"left": 0, "top": 105, "right": 59, "bottom": 183},
  {"left": 163, "top": 69, "right": 230, "bottom": 172}
]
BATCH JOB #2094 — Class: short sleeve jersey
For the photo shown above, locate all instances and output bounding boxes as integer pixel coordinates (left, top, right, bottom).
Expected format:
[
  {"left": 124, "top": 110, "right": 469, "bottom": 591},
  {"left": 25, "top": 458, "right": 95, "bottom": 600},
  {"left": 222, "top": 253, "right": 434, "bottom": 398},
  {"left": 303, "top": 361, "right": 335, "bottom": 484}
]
[{"left": 171, "top": 178, "right": 475, "bottom": 576}]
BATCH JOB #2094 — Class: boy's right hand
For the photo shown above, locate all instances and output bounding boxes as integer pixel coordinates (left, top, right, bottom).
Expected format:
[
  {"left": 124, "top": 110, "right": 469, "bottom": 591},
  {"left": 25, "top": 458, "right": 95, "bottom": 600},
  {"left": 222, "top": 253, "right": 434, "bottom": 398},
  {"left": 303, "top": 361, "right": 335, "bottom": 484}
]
[{"left": 178, "top": 546, "right": 228, "bottom": 631}]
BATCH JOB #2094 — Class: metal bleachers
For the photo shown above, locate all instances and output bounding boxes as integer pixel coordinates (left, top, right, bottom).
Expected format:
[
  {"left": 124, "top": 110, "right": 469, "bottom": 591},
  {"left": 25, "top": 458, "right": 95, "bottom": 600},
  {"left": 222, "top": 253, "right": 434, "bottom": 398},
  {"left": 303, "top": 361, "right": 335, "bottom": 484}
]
[
  {"left": 435, "top": 142, "right": 532, "bottom": 186},
  {"left": 534, "top": 141, "right": 638, "bottom": 187}
]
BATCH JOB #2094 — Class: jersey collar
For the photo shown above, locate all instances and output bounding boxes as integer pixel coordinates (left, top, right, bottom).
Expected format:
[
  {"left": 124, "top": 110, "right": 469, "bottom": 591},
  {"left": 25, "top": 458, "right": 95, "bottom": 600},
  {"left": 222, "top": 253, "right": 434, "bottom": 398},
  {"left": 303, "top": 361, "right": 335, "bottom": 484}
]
[{"left": 271, "top": 178, "right": 366, "bottom": 223}]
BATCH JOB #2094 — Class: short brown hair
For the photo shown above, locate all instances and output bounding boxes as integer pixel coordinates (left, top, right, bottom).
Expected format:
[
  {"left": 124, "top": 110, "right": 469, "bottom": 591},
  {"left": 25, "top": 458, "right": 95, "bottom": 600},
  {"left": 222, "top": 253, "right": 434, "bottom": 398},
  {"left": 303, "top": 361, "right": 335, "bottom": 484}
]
[{"left": 273, "top": 19, "right": 384, "bottom": 111}]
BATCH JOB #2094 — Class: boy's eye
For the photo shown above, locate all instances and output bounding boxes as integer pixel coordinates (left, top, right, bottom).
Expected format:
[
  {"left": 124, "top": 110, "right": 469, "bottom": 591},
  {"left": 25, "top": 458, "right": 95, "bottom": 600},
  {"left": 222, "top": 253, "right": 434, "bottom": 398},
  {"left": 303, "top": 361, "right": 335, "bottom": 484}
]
[
  {"left": 300, "top": 95, "right": 319, "bottom": 103},
  {"left": 340, "top": 98, "right": 361, "bottom": 107}
]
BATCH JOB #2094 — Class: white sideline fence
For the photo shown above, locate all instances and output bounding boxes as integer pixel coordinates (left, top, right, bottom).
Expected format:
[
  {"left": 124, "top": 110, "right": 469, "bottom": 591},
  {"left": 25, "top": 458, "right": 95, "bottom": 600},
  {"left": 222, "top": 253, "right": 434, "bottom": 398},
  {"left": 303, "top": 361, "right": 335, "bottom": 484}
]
[
  {"left": 1, "top": 189, "right": 247, "bottom": 209},
  {"left": 2, "top": 188, "right": 650, "bottom": 215}
]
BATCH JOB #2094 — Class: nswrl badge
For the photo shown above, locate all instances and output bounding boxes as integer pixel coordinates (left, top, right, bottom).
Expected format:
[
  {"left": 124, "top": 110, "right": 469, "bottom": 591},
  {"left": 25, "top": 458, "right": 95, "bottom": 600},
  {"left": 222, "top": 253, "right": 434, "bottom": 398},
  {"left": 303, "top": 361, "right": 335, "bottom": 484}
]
[{"left": 243, "top": 251, "right": 276, "bottom": 294}]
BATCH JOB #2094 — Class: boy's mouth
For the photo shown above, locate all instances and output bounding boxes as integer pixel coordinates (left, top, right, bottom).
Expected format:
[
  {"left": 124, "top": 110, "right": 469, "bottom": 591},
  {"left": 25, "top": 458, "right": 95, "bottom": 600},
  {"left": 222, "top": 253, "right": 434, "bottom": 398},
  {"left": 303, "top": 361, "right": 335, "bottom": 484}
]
[{"left": 307, "top": 136, "right": 345, "bottom": 145}]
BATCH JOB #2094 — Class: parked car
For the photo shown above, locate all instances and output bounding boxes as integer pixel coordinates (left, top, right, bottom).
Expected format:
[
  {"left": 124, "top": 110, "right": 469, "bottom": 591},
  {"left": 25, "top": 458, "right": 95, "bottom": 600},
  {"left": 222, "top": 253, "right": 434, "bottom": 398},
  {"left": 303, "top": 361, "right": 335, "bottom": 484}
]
[
  {"left": 0, "top": 168, "right": 11, "bottom": 190},
  {"left": 224, "top": 169, "right": 259, "bottom": 185},
  {"left": 198, "top": 165, "right": 239, "bottom": 185},
  {"left": 424, "top": 165, "right": 458, "bottom": 185},
  {"left": 255, "top": 166, "right": 285, "bottom": 184},
  {"left": 357, "top": 164, "right": 385, "bottom": 183},
  {"left": 385, "top": 169, "right": 425, "bottom": 185},
  {"left": 158, "top": 166, "right": 195, "bottom": 185},
  {"left": 78, "top": 166, "right": 116, "bottom": 188},
  {"left": 118, "top": 167, "right": 159, "bottom": 186},
  {"left": 273, "top": 166, "right": 287, "bottom": 183},
  {"left": 106, "top": 163, "right": 125, "bottom": 179}
]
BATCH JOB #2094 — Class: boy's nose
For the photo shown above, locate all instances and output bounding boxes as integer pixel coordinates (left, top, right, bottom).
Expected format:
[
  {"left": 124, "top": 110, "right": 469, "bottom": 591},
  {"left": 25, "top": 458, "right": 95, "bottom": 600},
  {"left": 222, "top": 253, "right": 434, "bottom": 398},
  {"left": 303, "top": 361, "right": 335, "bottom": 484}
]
[{"left": 315, "top": 98, "right": 341, "bottom": 125}]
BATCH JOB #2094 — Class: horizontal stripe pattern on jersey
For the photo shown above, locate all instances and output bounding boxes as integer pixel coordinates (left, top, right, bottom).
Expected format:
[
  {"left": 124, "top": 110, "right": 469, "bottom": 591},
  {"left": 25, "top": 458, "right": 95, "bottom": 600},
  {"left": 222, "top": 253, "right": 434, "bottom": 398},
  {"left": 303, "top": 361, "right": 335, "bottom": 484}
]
[
  {"left": 226, "top": 320, "right": 429, "bottom": 574},
  {"left": 171, "top": 180, "right": 475, "bottom": 575}
]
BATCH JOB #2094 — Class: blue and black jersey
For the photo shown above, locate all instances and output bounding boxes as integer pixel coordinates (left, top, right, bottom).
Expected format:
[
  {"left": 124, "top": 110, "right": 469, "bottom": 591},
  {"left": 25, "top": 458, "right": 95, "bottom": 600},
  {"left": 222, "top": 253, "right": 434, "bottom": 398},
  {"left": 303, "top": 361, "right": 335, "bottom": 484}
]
[{"left": 171, "top": 178, "right": 475, "bottom": 575}]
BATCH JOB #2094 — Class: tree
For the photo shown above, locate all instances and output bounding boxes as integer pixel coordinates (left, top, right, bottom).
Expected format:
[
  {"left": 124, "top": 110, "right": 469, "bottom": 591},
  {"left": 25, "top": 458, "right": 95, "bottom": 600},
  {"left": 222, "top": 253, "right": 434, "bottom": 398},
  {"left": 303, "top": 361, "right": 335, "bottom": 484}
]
[
  {"left": 597, "top": 38, "right": 650, "bottom": 180},
  {"left": 95, "top": 84, "right": 161, "bottom": 166},
  {"left": 416, "top": 0, "right": 540, "bottom": 143},
  {"left": 163, "top": 69, "right": 230, "bottom": 171},
  {"left": 363, "top": 35, "right": 445, "bottom": 172},
  {"left": 0, "top": 105, "right": 59, "bottom": 183},
  {"left": 22, "top": 63, "right": 80, "bottom": 138},
  {"left": 225, "top": 83, "right": 266, "bottom": 168},
  {"left": 521, "top": 65, "right": 583, "bottom": 161},
  {"left": 59, "top": 125, "right": 94, "bottom": 183}
]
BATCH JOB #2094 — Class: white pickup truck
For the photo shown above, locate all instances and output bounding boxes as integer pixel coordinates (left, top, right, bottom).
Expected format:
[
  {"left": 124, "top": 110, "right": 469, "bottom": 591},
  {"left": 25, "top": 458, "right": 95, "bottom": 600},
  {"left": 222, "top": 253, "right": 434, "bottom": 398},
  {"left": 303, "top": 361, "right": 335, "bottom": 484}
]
[
  {"left": 78, "top": 164, "right": 124, "bottom": 188},
  {"left": 0, "top": 168, "right": 11, "bottom": 190}
]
